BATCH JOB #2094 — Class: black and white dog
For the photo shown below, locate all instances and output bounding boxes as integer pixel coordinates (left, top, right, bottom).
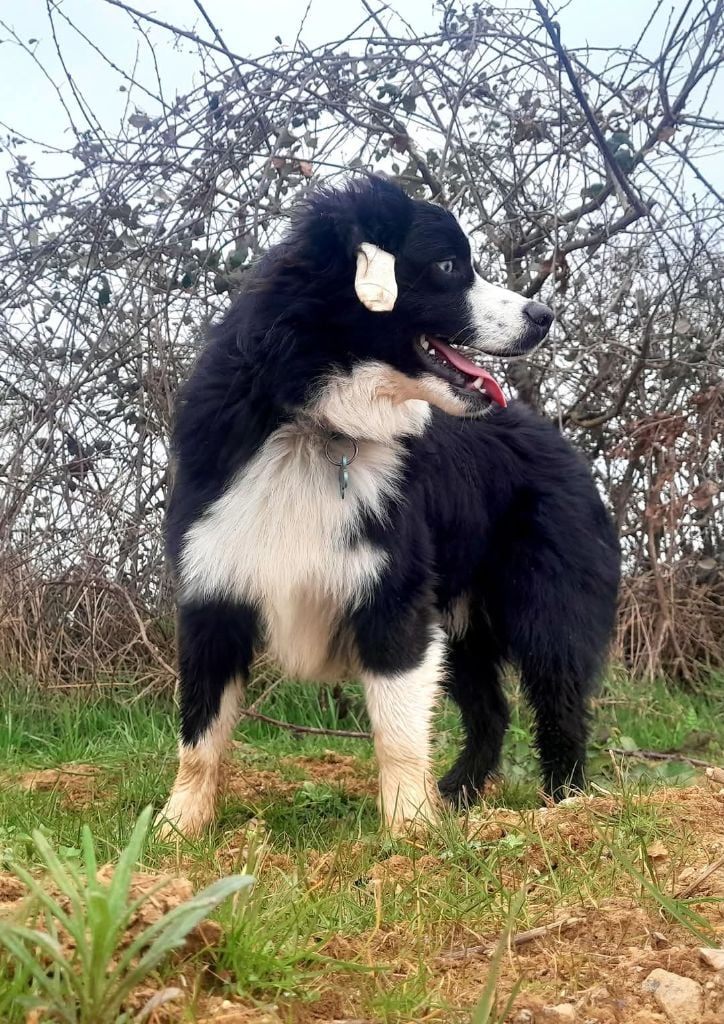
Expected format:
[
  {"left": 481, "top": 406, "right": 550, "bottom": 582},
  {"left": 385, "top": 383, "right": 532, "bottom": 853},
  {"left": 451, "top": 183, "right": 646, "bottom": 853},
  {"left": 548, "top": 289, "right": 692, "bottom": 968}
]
[{"left": 159, "top": 176, "right": 620, "bottom": 837}]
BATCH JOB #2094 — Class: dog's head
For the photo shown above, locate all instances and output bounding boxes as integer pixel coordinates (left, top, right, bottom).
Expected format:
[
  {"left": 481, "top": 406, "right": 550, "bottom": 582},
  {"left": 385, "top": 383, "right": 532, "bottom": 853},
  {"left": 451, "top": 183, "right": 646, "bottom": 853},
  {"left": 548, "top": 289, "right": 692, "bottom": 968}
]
[{"left": 242, "top": 176, "right": 553, "bottom": 431}]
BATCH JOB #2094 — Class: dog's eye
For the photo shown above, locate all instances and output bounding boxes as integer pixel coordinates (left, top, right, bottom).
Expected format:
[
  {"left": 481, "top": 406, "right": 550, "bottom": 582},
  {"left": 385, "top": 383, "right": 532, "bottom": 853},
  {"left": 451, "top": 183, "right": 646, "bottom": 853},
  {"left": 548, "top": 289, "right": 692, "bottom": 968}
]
[{"left": 436, "top": 259, "right": 456, "bottom": 274}]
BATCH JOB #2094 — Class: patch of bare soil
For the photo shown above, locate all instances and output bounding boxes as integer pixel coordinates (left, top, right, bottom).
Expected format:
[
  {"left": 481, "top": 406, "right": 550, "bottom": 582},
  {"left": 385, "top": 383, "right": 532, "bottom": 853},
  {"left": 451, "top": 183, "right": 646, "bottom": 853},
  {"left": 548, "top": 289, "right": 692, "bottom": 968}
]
[
  {"left": 11, "top": 763, "right": 106, "bottom": 806},
  {"left": 422, "top": 786, "right": 724, "bottom": 1023},
  {"left": 442, "top": 904, "right": 724, "bottom": 1023},
  {"left": 223, "top": 765, "right": 298, "bottom": 804},
  {"left": 196, "top": 998, "right": 284, "bottom": 1023},
  {"left": 283, "top": 751, "right": 377, "bottom": 798},
  {"left": 0, "top": 864, "right": 223, "bottom": 958},
  {"left": 95, "top": 865, "right": 224, "bottom": 955},
  {"left": 0, "top": 872, "right": 26, "bottom": 916},
  {"left": 302, "top": 900, "right": 724, "bottom": 1023},
  {"left": 222, "top": 749, "right": 375, "bottom": 806},
  {"left": 288, "top": 785, "right": 724, "bottom": 1022},
  {"left": 124, "top": 989, "right": 287, "bottom": 1024}
]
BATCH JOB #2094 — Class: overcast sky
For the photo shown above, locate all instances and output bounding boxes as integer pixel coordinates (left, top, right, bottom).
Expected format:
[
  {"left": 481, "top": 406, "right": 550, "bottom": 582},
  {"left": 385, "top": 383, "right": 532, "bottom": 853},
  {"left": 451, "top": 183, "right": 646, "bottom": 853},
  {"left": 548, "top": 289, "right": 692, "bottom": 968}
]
[
  {"left": 1, "top": 0, "right": 695, "bottom": 154},
  {"left": 1, "top": 0, "right": 721, "bottom": 216}
]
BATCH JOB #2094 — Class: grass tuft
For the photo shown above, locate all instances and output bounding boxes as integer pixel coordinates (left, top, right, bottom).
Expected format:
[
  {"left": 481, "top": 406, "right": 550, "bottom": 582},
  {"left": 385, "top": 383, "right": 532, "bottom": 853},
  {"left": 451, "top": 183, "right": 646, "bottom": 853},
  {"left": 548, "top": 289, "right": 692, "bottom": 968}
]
[
  {"left": 0, "top": 807, "right": 252, "bottom": 1024},
  {"left": 0, "top": 671, "right": 722, "bottom": 1020}
]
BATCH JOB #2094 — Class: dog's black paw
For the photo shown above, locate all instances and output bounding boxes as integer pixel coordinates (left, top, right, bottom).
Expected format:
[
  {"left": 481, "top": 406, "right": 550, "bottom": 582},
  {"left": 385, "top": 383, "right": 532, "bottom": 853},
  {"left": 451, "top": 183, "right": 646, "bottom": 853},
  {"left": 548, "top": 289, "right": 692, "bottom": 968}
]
[
  {"left": 542, "top": 767, "right": 586, "bottom": 804},
  {"left": 438, "top": 770, "right": 483, "bottom": 810},
  {"left": 544, "top": 781, "right": 586, "bottom": 805}
]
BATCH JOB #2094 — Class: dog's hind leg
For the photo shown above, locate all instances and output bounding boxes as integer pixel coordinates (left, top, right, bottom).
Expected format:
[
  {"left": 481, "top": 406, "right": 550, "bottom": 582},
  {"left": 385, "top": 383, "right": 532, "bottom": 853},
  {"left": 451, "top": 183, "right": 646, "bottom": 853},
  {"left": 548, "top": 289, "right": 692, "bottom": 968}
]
[
  {"left": 519, "top": 662, "right": 591, "bottom": 802},
  {"left": 157, "top": 600, "right": 256, "bottom": 839},
  {"left": 512, "top": 592, "right": 608, "bottom": 802},
  {"left": 438, "top": 622, "right": 508, "bottom": 807}
]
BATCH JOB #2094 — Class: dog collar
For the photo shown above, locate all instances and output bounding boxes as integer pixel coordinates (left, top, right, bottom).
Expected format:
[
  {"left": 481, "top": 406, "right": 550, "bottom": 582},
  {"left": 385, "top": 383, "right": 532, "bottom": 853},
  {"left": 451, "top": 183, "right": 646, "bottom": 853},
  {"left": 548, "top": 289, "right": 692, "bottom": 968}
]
[{"left": 324, "top": 434, "right": 359, "bottom": 500}]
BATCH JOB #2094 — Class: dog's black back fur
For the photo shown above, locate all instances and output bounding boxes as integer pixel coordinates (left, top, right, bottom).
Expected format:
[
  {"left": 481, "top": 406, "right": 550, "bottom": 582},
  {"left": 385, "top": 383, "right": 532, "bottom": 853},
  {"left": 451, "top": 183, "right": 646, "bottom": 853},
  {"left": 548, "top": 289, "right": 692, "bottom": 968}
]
[
  {"left": 418, "top": 407, "right": 619, "bottom": 796},
  {"left": 162, "top": 177, "right": 620, "bottom": 835}
]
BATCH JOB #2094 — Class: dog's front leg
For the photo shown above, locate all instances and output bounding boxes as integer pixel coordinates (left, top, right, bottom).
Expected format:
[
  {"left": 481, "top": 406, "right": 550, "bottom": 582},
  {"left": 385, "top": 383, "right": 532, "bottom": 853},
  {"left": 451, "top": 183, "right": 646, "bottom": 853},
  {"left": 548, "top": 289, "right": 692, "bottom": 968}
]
[
  {"left": 357, "top": 618, "right": 445, "bottom": 833},
  {"left": 157, "top": 599, "right": 257, "bottom": 839}
]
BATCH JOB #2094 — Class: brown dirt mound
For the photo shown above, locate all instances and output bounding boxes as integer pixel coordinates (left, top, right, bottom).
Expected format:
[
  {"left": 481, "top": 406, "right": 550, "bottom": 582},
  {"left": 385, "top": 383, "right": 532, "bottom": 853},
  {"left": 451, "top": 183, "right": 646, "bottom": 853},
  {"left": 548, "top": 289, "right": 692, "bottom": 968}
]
[
  {"left": 223, "top": 765, "right": 297, "bottom": 803},
  {"left": 442, "top": 902, "right": 724, "bottom": 1023},
  {"left": 0, "top": 872, "right": 26, "bottom": 916},
  {"left": 11, "top": 763, "right": 106, "bottom": 806},
  {"left": 283, "top": 751, "right": 377, "bottom": 798},
  {"left": 223, "top": 750, "right": 375, "bottom": 805},
  {"left": 0, "top": 864, "right": 223, "bottom": 959}
]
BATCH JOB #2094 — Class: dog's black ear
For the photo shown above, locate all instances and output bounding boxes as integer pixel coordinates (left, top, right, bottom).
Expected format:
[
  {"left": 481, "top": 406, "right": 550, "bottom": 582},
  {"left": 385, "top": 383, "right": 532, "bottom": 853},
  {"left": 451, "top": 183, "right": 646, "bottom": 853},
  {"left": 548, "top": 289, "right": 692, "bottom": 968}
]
[
  {"left": 299, "top": 176, "right": 414, "bottom": 312},
  {"left": 345, "top": 176, "right": 414, "bottom": 252},
  {"left": 299, "top": 175, "right": 412, "bottom": 255}
]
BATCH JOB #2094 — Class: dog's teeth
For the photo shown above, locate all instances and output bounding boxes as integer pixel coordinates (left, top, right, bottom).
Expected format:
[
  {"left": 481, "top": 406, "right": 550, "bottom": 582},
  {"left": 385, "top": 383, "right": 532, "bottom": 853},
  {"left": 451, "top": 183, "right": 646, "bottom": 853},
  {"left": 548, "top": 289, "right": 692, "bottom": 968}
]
[
  {"left": 472, "top": 377, "right": 484, "bottom": 390},
  {"left": 421, "top": 338, "right": 430, "bottom": 351}
]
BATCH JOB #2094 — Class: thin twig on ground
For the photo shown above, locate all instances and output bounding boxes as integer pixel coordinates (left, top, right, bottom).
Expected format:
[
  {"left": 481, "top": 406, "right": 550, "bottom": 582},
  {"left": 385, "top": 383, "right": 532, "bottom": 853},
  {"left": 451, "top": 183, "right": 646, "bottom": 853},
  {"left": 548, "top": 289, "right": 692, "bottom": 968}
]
[
  {"left": 237, "top": 708, "right": 372, "bottom": 741},
  {"left": 675, "top": 853, "right": 724, "bottom": 899},
  {"left": 233, "top": 711, "right": 724, "bottom": 776},
  {"left": 607, "top": 747, "right": 718, "bottom": 769},
  {"left": 437, "top": 915, "right": 585, "bottom": 964}
]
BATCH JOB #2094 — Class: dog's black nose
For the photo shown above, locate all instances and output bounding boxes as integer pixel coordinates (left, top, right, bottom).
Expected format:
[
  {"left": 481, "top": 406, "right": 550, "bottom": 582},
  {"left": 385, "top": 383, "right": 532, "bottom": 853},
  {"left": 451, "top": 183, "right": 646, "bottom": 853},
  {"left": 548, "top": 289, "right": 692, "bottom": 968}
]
[{"left": 523, "top": 301, "right": 554, "bottom": 333}]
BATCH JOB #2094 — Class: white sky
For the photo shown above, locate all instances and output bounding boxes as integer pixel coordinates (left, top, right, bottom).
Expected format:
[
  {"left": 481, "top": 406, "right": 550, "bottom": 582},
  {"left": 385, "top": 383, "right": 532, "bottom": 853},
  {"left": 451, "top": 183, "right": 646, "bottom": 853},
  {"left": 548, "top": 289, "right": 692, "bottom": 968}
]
[{"left": 0, "top": 0, "right": 701, "bottom": 156}]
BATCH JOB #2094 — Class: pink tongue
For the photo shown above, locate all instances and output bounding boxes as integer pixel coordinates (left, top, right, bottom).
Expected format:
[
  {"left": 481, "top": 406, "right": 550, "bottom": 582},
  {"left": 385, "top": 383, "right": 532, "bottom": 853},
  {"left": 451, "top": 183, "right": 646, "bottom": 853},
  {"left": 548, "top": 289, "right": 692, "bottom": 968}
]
[{"left": 428, "top": 338, "right": 507, "bottom": 408}]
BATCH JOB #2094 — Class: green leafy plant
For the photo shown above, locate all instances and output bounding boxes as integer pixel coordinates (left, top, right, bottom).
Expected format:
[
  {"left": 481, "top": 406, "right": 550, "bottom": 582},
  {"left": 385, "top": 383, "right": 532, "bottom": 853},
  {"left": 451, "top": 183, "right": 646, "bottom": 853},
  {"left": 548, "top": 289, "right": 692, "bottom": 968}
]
[{"left": 0, "top": 806, "right": 253, "bottom": 1024}]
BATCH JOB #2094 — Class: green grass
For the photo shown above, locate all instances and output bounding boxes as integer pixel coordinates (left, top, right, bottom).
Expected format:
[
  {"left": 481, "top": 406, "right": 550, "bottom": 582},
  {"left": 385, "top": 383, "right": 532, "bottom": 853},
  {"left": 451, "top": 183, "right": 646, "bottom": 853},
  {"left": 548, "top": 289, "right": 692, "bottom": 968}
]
[
  {"left": 0, "top": 671, "right": 722, "bottom": 1021},
  {"left": 0, "top": 809, "right": 252, "bottom": 1024}
]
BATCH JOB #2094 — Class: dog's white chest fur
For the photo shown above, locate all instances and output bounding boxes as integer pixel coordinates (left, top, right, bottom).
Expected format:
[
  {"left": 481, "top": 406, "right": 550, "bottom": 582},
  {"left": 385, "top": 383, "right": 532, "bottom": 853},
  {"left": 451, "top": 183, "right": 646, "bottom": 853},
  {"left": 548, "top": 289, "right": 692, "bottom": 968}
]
[{"left": 179, "top": 424, "right": 402, "bottom": 679}]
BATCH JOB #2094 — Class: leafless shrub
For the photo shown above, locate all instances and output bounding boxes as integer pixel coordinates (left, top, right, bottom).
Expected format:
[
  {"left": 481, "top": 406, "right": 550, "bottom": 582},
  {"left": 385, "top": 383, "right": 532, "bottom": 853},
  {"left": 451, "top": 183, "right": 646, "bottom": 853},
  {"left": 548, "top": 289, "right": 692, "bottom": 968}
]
[
  {"left": 0, "top": 554, "right": 175, "bottom": 687},
  {"left": 618, "top": 569, "right": 724, "bottom": 683},
  {"left": 0, "top": 1, "right": 722, "bottom": 685}
]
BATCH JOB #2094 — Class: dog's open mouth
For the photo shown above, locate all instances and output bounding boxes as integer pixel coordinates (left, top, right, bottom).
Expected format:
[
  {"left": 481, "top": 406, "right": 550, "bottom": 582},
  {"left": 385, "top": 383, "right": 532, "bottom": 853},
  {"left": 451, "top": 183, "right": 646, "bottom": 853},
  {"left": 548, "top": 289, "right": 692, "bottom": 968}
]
[{"left": 415, "top": 336, "right": 507, "bottom": 408}]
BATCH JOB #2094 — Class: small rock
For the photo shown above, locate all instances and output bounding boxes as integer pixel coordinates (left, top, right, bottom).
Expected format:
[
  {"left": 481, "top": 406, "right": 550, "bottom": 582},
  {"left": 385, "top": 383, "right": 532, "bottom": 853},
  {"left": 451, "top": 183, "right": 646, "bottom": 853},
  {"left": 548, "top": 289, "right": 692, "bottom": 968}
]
[
  {"left": 699, "top": 947, "right": 724, "bottom": 971},
  {"left": 542, "top": 1005, "right": 576, "bottom": 1022},
  {"left": 511, "top": 1012, "right": 535, "bottom": 1024},
  {"left": 642, "top": 968, "right": 703, "bottom": 1023},
  {"left": 646, "top": 839, "right": 669, "bottom": 860}
]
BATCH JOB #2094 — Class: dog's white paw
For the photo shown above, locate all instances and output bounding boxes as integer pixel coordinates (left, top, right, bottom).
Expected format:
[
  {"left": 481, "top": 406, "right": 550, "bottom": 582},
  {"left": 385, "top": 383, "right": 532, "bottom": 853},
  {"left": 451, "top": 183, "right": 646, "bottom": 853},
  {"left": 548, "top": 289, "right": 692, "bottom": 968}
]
[
  {"left": 155, "top": 790, "right": 214, "bottom": 840},
  {"left": 381, "top": 773, "right": 440, "bottom": 836}
]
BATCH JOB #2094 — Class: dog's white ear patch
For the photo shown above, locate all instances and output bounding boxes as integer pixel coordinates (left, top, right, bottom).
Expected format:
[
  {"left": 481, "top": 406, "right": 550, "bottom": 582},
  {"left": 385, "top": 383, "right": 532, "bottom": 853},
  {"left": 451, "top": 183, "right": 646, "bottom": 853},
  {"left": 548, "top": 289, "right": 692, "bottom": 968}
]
[{"left": 355, "top": 243, "right": 397, "bottom": 312}]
